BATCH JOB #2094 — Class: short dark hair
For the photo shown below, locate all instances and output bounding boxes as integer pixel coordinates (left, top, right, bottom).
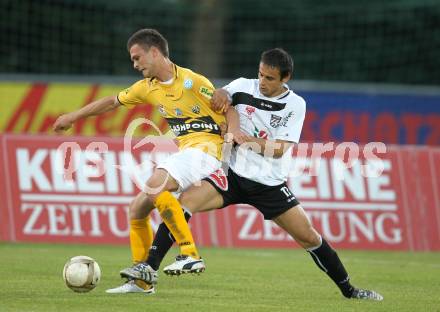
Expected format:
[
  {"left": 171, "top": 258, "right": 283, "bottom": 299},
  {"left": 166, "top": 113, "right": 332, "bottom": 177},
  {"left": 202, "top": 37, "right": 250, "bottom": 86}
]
[
  {"left": 260, "top": 48, "right": 294, "bottom": 80},
  {"left": 127, "top": 28, "right": 169, "bottom": 57}
]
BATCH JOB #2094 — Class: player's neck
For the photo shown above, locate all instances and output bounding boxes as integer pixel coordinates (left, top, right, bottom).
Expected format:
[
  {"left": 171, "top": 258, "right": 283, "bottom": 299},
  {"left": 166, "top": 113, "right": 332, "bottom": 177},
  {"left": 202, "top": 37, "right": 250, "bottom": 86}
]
[
  {"left": 155, "top": 58, "right": 174, "bottom": 82},
  {"left": 264, "top": 86, "right": 288, "bottom": 98}
]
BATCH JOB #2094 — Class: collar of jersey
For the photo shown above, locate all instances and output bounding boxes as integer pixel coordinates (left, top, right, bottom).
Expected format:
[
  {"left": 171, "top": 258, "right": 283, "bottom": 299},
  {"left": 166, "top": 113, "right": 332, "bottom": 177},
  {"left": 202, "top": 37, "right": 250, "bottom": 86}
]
[
  {"left": 276, "top": 84, "right": 291, "bottom": 99},
  {"left": 150, "top": 64, "right": 179, "bottom": 88},
  {"left": 148, "top": 64, "right": 184, "bottom": 100}
]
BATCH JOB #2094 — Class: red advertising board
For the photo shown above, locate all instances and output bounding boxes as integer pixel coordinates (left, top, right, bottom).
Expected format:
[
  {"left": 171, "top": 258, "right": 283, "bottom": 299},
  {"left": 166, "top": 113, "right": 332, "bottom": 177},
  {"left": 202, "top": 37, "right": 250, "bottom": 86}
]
[{"left": 0, "top": 134, "right": 439, "bottom": 251}]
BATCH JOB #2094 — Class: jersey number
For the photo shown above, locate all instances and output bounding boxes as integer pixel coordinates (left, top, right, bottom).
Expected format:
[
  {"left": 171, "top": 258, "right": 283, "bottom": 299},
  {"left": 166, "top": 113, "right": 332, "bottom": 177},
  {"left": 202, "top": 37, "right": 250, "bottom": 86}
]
[{"left": 280, "top": 186, "right": 294, "bottom": 198}]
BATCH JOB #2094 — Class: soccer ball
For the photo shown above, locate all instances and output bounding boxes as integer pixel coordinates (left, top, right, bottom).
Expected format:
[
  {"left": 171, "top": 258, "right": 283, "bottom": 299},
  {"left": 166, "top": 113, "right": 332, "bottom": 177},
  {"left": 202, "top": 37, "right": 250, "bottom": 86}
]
[{"left": 63, "top": 256, "right": 101, "bottom": 293}]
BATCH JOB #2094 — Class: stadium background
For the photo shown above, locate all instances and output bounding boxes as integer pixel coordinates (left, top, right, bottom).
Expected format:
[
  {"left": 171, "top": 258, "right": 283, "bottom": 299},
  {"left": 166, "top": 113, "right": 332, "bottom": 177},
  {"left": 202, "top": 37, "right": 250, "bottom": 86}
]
[
  {"left": 1, "top": 1, "right": 440, "bottom": 311},
  {"left": 1, "top": 0, "right": 440, "bottom": 250}
]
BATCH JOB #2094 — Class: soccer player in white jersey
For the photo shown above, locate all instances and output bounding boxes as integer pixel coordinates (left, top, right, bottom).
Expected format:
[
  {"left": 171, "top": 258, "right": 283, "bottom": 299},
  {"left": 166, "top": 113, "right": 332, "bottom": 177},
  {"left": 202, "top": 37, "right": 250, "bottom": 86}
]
[{"left": 119, "top": 48, "right": 383, "bottom": 301}]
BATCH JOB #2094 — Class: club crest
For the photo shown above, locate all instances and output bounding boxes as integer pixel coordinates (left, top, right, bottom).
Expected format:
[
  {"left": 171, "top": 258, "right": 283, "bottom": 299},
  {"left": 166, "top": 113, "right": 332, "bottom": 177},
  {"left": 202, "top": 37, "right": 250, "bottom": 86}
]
[{"left": 270, "top": 114, "right": 282, "bottom": 128}]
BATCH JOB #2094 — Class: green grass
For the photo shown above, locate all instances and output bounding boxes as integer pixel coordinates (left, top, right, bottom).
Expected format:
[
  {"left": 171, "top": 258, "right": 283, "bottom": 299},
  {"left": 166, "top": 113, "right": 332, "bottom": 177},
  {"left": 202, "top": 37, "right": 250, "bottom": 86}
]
[{"left": 0, "top": 243, "right": 439, "bottom": 312}]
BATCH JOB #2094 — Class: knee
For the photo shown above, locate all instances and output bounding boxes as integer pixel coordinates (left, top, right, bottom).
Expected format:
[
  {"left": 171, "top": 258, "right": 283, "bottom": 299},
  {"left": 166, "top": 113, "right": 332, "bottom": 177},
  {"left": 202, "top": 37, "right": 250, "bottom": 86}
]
[
  {"left": 297, "top": 228, "right": 321, "bottom": 249},
  {"left": 129, "top": 195, "right": 152, "bottom": 220},
  {"left": 145, "top": 169, "right": 175, "bottom": 196},
  {"left": 178, "top": 192, "right": 190, "bottom": 207},
  {"left": 144, "top": 179, "right": 162, "bottom": 199}
]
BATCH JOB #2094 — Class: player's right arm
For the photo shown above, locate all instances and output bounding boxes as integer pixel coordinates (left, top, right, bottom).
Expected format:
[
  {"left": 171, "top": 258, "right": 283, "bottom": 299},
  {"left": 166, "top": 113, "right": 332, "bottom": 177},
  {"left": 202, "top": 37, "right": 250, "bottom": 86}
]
[
  {"left": 53, "top": 79, "right": 149, "bottom": 133},
  {"left": 224, "top": 106, "right": 248, "bottom": 144},
  {"left": 53, "top": 95, "right": 120, "bottom": 133},
  {"left": 210, "top": 88, "right": 231, "bottom": 113}
]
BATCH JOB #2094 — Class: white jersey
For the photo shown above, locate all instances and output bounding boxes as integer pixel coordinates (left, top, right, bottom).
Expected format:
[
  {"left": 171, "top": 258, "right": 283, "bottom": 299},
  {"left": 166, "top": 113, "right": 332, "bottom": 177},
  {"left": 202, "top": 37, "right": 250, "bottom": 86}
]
[{"left": 223, "top": 78, "right": 306, "bottom": 186}]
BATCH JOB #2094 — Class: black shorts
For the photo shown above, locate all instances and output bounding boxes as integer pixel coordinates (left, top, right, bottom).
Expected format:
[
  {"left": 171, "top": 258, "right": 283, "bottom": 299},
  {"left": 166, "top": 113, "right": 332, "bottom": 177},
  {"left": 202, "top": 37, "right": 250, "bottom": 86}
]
[{"left": 203, "top": 167, "right": 300, "bottom": 220}]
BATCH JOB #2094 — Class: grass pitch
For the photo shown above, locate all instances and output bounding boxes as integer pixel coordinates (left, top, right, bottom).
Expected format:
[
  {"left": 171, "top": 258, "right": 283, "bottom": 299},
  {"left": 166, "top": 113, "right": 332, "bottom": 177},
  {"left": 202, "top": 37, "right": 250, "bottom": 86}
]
[{"left": 0, "top": 242, "right": 439, "bottom": 312}]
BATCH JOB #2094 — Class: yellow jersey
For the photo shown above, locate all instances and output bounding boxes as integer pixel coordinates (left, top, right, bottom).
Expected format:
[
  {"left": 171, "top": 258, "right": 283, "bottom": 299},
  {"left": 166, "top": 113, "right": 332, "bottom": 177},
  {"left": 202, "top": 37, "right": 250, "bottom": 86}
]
[{"left": 118, "top": 64, "right": 225, "bottom": 160}]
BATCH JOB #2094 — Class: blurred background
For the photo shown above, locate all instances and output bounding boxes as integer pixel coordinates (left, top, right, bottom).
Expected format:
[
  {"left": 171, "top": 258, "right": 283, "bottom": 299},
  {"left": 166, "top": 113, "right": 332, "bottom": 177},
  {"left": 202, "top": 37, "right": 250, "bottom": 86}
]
[
  {"left": 0, "top": 0, "right": 439, "bottom": 252},
  {"left": 1, "top": 0, "right": 440, "bottom": 84},
  {"left": 1, "top": 3, "right": 440, "bottom": 310}
]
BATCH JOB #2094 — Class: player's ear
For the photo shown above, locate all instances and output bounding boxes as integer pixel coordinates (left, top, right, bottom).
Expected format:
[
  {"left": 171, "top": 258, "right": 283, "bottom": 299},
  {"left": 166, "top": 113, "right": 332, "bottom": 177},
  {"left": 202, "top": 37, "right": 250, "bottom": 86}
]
[
  {"left": 150, "top": 46, "right": 159, "bottom": 57},
  {"left": 281, "top": 73, "right": 291, "bottom": 83}
]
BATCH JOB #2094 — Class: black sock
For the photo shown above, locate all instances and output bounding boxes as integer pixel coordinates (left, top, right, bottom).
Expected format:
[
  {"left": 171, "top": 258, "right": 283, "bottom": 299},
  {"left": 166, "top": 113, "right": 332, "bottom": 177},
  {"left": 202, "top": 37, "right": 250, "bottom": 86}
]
[
  {"left": 146, "top": 211, "right": 192, "bottom": 271},
  {"left": 307, "top": 238, "right": 354, "bottom": 298}
]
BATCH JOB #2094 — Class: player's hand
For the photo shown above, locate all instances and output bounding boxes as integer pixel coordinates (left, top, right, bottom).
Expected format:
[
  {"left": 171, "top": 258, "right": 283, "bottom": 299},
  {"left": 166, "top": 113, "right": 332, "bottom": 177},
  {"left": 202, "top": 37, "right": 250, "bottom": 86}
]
[
  {"left": 210, "top": 89, "right": 231, "bottom": 113},
  {"left": 229, "top": 129, "right": 248, "bottom": 145},
  {"left": 53, "top": 114, "right": 75, "bottom": 133}
]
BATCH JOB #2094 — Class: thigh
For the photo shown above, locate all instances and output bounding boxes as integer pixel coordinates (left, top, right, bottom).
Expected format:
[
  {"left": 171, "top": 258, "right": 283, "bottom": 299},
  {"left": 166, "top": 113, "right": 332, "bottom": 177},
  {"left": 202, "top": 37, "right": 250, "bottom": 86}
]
[
  {"left": 203, "top": 167, "right": 243, "bottom": 208},
  {"left": 145, "top": 168, "right": 180, "bottom": 196},
  {"left": 179, "top": 180, "right": 224, "bottom": 213}
]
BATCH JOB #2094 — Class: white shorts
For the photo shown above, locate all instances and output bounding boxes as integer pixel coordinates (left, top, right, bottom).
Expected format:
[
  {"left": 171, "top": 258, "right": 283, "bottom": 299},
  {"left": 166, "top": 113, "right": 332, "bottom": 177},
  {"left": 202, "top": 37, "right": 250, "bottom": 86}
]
[{"left": 157, "top": 148, "right": 222, "bottom": 191}]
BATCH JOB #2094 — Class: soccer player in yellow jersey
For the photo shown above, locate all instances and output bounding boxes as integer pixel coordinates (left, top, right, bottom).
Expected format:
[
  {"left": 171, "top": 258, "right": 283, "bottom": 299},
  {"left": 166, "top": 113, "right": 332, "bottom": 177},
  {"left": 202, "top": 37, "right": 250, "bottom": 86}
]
[{"left": 53, "top": 28, "right": 229, "bottom": 294}]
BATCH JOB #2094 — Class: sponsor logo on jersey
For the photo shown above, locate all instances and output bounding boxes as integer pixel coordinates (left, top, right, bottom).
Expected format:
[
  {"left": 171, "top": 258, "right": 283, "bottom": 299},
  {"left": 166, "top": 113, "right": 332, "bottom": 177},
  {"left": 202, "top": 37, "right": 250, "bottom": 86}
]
[
  {"left": 246, "top": 106, "right": 256, "bottom": 116},
  {"left": 260, "top": 101, "right": 274, "bottom": 109},
  {"left": 175, "top": 108, "right": 183, "bottom": 116},
  {"left": 232, "top": 92, "right": 287, "bottom": 111},
  {"left": 183, "top": 78, "right": 193, "bottom": 89},
  {"left": 208, "top": 168, "right": 228, "bottom": 191},
  {"left": 280, "top": 111, "right": 294, "bottom": 127},
  {"left": 191, "top": 104, "right": 201, "bottom": 114},
  {"left": 158, "top": 105, "right": 167, "bottom": 116},
  {"left": 167, "top": 116, "right": 221, "bottom": 137},
  {"left": 199, "top": 86, "right": 213, "bottom": 99},
  {"left": 253, "top": 126, "right": 268, "bottom": 139}
]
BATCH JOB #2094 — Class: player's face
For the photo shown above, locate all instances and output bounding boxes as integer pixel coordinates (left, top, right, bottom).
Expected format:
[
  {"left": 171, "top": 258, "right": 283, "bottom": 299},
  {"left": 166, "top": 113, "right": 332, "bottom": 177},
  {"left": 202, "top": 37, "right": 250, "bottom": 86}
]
[
  {"left": 258, "top": 62, "right": 289, "bottom": 97},
  {"left": 130, "top": 44, "right": 156, "bottom": 78}
]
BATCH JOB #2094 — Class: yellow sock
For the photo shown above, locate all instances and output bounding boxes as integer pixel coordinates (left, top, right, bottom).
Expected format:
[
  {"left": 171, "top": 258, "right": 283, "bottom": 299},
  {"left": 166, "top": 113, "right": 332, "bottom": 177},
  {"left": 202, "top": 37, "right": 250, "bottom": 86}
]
[
  {"left": 134, "top": 279, "right": 154, "bottom": 290},
  {"left": 154, "top": 191, "right": 199, "bottom": 258},
  {"left": 129, "top": 217, "right": 154, "bottom": 264}
]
